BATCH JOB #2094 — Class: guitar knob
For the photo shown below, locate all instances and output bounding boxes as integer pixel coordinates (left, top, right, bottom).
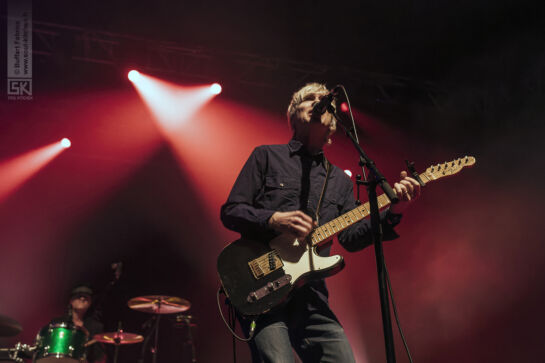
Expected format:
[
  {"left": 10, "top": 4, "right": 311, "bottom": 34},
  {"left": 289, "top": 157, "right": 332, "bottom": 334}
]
[{"left": 267, "top": 282, "right": 274, "bottom": 291}]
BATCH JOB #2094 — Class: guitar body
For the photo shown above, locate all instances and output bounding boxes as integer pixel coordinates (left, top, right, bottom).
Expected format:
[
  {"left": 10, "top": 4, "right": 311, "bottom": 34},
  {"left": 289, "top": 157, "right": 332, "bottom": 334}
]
[{"left": 217, "top": 234, "right": 344, "bottom": 316}]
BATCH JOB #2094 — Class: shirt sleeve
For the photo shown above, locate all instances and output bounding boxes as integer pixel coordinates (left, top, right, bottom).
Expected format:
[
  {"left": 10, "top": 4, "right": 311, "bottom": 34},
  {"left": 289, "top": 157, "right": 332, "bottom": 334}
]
[
  {"left": 220, "top": 147, "right": 276, "bottom": 236},
  {"left": 337, "top": 175, "right": 402, "bottom": 252}
]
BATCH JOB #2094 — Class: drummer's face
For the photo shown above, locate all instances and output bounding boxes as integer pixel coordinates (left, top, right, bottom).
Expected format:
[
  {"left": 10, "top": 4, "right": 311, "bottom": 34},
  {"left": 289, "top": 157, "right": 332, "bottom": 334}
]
[{"left": 70, "top": 295, "right": 91, "bottom": 312}]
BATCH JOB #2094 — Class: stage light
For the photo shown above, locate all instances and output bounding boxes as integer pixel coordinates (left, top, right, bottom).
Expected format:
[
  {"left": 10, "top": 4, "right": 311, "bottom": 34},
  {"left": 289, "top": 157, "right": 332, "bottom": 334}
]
[
  {"left": 210, "top": 83, "right": 222, "bottom": 95},
  {"left": 344, "top": 169, "right": 353, "bottom": 178},
  {"left": 60, "top": 138, "right": 71, "bottom": 148},
  {"left": 340, "top": 102, "right": 349, "bottom": 113},
  {"left": 128, "top": 70, "right": 140, "bottom": 82}
]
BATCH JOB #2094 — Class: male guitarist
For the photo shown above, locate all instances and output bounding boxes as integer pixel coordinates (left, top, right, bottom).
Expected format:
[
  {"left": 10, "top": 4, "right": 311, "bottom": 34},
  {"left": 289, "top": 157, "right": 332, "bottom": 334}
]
[{"left": 220, "top": 83, "right": 421, "bottom": 363}]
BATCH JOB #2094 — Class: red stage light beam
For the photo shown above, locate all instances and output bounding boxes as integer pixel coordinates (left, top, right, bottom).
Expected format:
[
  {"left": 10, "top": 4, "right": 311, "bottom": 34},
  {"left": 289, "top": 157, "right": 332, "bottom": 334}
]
[{"left": 0, "top": 139, "right": 68, "bottom": 202}]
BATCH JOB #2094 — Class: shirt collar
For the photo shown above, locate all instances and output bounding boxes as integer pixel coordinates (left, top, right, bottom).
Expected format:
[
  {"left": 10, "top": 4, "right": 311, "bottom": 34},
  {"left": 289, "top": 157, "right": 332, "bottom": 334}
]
[
  {"left": 288, "top": 138, "right": 326, "bottom": 165},
  {"left": 288, "top": 138, "right": 304, "bottom": 154}
]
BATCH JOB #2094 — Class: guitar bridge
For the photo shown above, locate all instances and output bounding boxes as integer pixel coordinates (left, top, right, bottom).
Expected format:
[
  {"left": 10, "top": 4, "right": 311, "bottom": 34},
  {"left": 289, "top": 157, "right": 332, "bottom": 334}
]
[
  {"left": 247, "top": 275, "right": 292, "bottom": 302},
  {"left": 248, "top": 251, "right": 283, "bottom": 279}
]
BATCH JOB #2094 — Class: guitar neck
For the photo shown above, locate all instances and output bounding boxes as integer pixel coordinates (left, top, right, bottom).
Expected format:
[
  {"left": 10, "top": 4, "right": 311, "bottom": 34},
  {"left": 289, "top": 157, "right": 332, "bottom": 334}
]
[
  {"left": 309, "top": 156, "right": 472, "bottom": 247},
  {"left": 310, "top": 191, "right": 391, "bottom": 247}
]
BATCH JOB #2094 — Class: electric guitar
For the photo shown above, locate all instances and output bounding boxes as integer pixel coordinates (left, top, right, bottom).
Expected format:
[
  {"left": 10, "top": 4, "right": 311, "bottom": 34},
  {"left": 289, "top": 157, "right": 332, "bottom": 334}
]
[{"left": 217, "top": 156, "right": 476, "bottom": 316}]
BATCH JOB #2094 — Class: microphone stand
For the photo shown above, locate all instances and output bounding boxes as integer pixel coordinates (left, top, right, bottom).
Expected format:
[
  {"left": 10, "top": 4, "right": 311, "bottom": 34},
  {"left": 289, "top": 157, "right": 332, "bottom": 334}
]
[
  {"left": 330, "top": 104, "right": 399, "bottom": 363},
  {"left": 93, "top": 262, "right": 123, "bottom": 321}
]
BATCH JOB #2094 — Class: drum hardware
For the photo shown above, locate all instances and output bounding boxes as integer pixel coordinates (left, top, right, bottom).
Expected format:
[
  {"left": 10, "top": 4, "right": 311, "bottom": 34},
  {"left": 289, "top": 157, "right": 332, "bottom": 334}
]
[
  {"left": 0, "top": 314, "right": 22, "bottom": 337},
  {"left": 128, "top": 295, "right": 191, "bottom": 363},
  {"left": 173, "top": 314, "right": 197, "bottom": 328},
  {"left": 173, "top": 314, "right": 197, "bottom": 363},
  {"left": 0, "top": 343, "right": 35, "bottom": 362}
]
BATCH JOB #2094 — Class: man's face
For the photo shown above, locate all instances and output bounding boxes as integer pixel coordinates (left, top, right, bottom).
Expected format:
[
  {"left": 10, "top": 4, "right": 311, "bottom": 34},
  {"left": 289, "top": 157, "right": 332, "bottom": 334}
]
[
  {"left": 70, "top": 294, "right": 91, "bottom": 313},
  {"left": 294, "top": 91, "right": 335, "bottom": 132}
]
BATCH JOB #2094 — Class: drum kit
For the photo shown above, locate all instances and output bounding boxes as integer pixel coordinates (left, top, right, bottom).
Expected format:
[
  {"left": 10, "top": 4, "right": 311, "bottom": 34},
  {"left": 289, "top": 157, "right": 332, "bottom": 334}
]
[{"left": 0, "top": 295, "right": 195, "bottom": 363}]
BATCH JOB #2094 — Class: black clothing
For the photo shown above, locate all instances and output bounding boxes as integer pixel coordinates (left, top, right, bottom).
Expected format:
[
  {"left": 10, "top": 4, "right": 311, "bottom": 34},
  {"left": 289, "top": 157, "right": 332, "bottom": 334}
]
[{"left": 83, "top": 316, "right": 105, "bottom": 363}]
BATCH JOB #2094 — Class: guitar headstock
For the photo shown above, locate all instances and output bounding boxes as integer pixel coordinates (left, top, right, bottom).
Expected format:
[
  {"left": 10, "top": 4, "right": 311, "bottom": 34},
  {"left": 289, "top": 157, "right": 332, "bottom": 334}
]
[{"left": 423, "top": 156, "right": 476, "bottom": 181}]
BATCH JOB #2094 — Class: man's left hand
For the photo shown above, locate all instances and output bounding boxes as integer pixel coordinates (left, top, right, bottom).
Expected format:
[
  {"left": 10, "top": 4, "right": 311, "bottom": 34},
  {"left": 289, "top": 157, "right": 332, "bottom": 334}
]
[{"left": 389, "top": 171, "right": 421, "bottom": 214}]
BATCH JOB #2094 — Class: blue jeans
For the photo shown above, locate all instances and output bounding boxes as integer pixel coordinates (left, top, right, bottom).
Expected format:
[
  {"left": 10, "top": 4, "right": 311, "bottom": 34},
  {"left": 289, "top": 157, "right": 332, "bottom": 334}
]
[{"left": 240, "top": 299, "right": 356, "bottom": 363}]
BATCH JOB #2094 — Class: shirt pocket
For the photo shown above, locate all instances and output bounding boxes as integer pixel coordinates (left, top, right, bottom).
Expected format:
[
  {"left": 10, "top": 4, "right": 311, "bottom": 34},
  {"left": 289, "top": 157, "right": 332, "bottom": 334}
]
[
  {"left": 314, "top": 194, "right": 342, "bottom": 223},
  {"left": 261, "top": 175, "right": 300, "bottom": 210}
]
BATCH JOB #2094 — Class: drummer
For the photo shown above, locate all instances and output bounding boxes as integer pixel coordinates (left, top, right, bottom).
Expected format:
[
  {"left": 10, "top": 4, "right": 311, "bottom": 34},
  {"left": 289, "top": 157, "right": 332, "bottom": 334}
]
[{"left": 54, "top": 285, "right": 106, "bottom": 363}]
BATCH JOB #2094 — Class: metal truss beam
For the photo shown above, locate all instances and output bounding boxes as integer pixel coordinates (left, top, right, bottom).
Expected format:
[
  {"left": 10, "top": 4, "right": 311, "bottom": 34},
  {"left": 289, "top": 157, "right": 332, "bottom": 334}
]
[{"left": 32, "top": 20, "right": 443, "bottom": 105}]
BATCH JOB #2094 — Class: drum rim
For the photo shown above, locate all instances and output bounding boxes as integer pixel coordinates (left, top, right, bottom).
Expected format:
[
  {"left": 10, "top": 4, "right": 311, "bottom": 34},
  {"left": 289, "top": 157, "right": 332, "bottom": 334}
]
[{"left": 46, "top": 322, "right": 86, "bottom": 332}]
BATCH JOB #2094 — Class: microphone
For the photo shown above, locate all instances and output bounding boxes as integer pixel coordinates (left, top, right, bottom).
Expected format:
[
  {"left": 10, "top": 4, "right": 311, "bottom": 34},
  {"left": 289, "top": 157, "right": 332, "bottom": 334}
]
[{"left": 311, "top": 86, "right": 341, "bottom": 118}]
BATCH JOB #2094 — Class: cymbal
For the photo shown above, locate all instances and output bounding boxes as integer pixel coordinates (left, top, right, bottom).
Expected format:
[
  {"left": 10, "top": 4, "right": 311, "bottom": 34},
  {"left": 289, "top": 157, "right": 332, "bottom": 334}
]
[
  {"left": 0, "top": 314, "right": 22, "bottom": 337},
  {"left": 128, "top": 295, "right": 191, "bottom": 314},
  {"left": 93, "top": 331, "right": 144, "bottom": 345}
]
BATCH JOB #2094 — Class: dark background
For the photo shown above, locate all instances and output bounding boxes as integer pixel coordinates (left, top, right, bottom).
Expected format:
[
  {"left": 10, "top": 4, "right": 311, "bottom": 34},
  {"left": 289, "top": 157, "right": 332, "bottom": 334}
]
[{"left": 1, "top": 1, "right": 544, "bottom": 362}]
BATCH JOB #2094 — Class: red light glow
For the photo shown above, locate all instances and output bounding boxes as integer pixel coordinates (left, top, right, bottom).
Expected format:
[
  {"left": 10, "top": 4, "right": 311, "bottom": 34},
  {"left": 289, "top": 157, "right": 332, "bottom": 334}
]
[
  {"left": 0, "top": 141, "right": 66, "bottom": 202},
  {"left": 340, "top": 102, "right": 349, "bottom": 113}
]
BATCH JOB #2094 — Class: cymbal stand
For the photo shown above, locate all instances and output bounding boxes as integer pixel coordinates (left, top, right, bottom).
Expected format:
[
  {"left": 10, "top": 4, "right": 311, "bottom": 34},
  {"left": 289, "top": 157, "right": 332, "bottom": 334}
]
[
  {"left": 152, "top": 302, "right": 161, "bottom": 363},
  {"left": 176, "top": 314, "right": 197, "bottom": 363},
  {"left": 113, "top": 322, "right": 122, "bottom": 363}
]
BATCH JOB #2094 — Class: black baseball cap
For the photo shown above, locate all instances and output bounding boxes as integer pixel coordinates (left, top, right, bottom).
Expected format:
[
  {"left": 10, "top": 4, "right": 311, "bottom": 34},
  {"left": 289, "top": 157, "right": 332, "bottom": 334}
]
[{"left": 70, "top": 285, "right": 93, "bottom": 299}]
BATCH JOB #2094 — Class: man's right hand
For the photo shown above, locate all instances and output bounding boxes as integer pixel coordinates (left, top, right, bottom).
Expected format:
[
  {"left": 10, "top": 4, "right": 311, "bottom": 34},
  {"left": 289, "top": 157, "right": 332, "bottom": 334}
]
[{"left": 268, "top": 210, "right": 316, "bottom": 239}]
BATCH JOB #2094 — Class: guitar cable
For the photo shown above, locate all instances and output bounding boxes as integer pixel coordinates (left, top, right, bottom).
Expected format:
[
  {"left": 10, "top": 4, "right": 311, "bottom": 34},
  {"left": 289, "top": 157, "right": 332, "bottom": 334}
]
[{"left": 216, "top": 287, "right": 257, "bottom": 342}]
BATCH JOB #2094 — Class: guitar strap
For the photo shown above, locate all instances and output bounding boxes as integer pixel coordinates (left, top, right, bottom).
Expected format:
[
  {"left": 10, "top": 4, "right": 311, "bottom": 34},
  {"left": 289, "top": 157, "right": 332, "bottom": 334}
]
[{"left": 314, "top": 157, "right": 331, "bottom": 226}]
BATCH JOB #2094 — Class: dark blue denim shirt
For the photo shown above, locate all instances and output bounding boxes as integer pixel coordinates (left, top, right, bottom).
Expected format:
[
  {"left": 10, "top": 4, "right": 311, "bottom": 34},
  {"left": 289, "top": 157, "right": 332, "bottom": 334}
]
[{"left": 220, "top": 139, "right": 400, "bottom": 308}]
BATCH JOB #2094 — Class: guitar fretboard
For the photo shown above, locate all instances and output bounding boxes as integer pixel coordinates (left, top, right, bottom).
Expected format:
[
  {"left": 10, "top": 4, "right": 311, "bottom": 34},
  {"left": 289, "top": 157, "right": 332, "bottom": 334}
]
[{"left": 310, "top": 170, "right": 436, "bottom": 247}]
